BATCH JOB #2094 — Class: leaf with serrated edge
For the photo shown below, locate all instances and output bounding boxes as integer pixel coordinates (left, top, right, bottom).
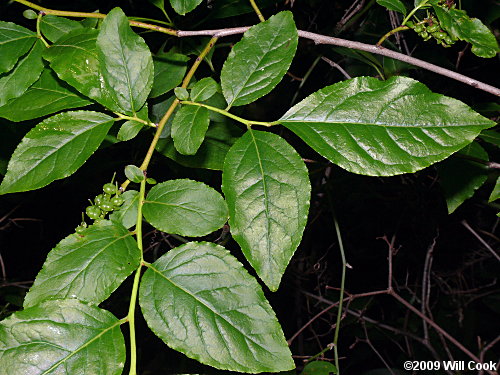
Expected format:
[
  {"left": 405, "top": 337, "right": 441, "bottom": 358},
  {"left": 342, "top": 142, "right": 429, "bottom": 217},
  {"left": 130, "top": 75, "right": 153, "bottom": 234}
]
[
  {"left": 222, "top": 129, "right": 310, "bottom": 291},
  {"left": 280, "top": 76, "right": 495, "bottom": 176},
  {"left": 0, "top": 111, "right": 114, "bottom": 194},
  {"left": 0, "top": 299, "right": 125, "bottom": 375},
  {"left": 110, "top": 190, "right": 140, "bottom": 228},
  {"left": 0, "top": 40, "right": 44, "bottom": 107},
  {"left": 40, "top": 15, "right": 84, "bottom": 42},
  {"left": 143, "top": 179, "right": 228, "bottom": 236},
  {"left": 0, "top": 69, "right": 91, "bottom": 122},
  {"left": 139, "top": 241, "right": 294, "bottom": 372},
  {"left": 0, "top": 21, "right": 37, "bottom": 74},
  {"left": 24, "top": 220, "right": 140, "bottom": 307},
  {"left": 221, "top": 11, "right": 298, "bottom": 107},
  {"left": 169, "top": 0, "right": 203, "bottom": 15},
  {"left": 43, "top": 28, "right": 122, "bottom": 112},
  {"left": 171, "top": 105, "right": 210, "bottom": 155},
  {"left": 97, "top": 8, "right": 154, "bottom": 114}
]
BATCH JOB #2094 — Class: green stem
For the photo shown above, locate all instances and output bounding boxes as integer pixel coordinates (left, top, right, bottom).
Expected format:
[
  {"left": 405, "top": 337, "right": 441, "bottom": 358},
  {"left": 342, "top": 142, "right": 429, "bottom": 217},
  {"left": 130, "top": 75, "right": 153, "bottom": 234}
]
[
  {"left": 114, "top": 112, "right": 156, "bottom": 127},
  {"left": 249, "top": 0, "right": 265, "bottom": 22},
  {"left": 127, "top": 178, "right": 146, "bottom": 375},
  {"left": 138, "top": 37, "right": 218, "bottom": 173},
  {"left": 402, "top": 0, "right": 429, "bottom": 25},
  {"left": 13, "top": 0, "right": 177, "bottom": 36},
  {"left": 35, "top": 12, "right": 49, "bottom": 47},
  {"left": 376, "top": 25, "right": 410, "bottom": 46},
  {"left": 181, "top": 101, "right": 279, "bottom": 128}
]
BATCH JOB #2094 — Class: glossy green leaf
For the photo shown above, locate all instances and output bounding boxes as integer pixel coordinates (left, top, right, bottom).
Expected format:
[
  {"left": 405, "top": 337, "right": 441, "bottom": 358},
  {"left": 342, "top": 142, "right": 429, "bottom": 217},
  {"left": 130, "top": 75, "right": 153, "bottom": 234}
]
[
  {"left": 109, "top": 190, "right": 140, "bottom": 228},
  {"left": 280, "top": 76, "right": 495, "bottom": 176},
  {"left": 156, "top": 120, "right": 244, "bottom": 170},
  {"left": 480, "top": 130, "right": 500, "bottom": 148},
  {"left": 302, "top": 361, "right": 338, "bottom": 375},
  {"left": 174, "top": 87, "right": 189, "bottom": 100},
  {"left": 0, "top": 69, "right": 92, "bottom": 122},
  {"left": 221, "top": 11, "right": 298, "bottom": 107},
  {"left": 0, "top": 299, "right": 125, "bottom": 375},
  {"left": 171, "top": 105, "right": 210, "bottom": 155},
  {"left": 433, "top": 5, "right": 500, "bottom": 58},
  {"left": 125, "top": 165, "right": 145, "bottom": 183},
  {"left": 117, "top": 104, "right": 149, "bottom": 141},
  {"left": 438, "top": 143, "right": 489, "bottom": 213},
  {"left": 0, "top": 21, "right": 37, "bottom": 74},
  {"left": 0, "top": 111, "right": 114, "bottom": 194},
  {"left": 143, "top": 179, "right": 228, "bottom": 236},
  {"left": 139, "top": 241, "right": 294, "bottom": 372},
  {"left": 151, "top": 51, "right": 188, "bottom": 98},
  {"left": 191, "top": 77, "right": 218, "bottom": 102},
  {"left": 43, "top": 28, "right": 122, "bottom": 112},
  {"left": 0, "top": 40, "right": 44, "bottom": 107},
  {"left": 222, "top": 129, "right": 310, "bottom": 291},
  {"left": 24, "top": 221, "right": 140, "bottom": 307},
  {"left": 169, "top": 0, "right": 203, "bottom": 15},
  {"left": 97, "top": 7, "right": 154, "bottom": 114},
  {"left": 490, "top": 177, "right": 500, "bottom": 202},
  {"left": 40, "top": 15, "right": 84, "bottom": 42},
  {"left": 376, "top": 0, "right": 406, "bottom": 15}
]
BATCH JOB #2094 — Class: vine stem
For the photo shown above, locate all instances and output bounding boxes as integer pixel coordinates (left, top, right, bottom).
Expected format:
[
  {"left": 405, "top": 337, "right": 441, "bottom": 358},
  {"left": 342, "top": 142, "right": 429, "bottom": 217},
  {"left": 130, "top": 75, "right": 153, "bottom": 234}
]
[
  {"left": 249, "top": 0, "right": 265, "bottom": 22},
  {"left": 13, "top": 0, "right": 500, "bottom": 96},
  {"left": 127, "top": 178, "right": 146, "bottom": 375},
  {"left": 180, "top": 101, "right": 278, "bottom": 127},
  {"left": 35, "top": 12, "right": 49, "bottom": 47},
  {"left": 377, "top": 25, "right": 410, "bottom": 46}
]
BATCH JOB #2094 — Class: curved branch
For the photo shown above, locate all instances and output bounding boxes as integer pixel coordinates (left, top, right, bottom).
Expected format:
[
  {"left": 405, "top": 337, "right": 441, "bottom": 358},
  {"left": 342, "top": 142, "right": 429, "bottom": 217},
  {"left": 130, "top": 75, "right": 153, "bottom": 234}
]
[{"left": 178, "top": 28, "right": 500, "bottom": 96}]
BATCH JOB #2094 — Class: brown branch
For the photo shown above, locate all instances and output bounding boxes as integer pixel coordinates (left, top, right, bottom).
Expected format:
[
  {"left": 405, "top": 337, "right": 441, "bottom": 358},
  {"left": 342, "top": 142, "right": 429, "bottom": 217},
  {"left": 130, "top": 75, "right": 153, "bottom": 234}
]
[{"left": 177, "top": 27, "right": 500, "bottom": 96}]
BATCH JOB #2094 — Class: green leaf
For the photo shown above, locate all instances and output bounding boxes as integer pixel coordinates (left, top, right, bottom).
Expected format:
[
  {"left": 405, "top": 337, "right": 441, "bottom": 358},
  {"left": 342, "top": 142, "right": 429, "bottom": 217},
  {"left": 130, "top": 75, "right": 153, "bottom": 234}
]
[
  {"left": 490, "top": 177, "right": 500, "bottom": 202},
  {"left": 0, "top": 21, "right": 37, "bottom": 74},
  {"left": 171, "top": 105, "right": 210, "bottom": 155},
  {"left": 0, "top": 40, "right": 45, "bottom": 107},
  {"left": 156, "top": 120, "right": 244, "bottom": 170},
  {"left": 191, "top": 77, "right": 218, "bottom": 102},
  {"left": 143, "top": 179, "right": 228, "bottom": 236},
  {"left": 97, "top": 7, "right": 154, "bottom": 114},
  {"left": 0, "top": 111, "right": 114, "bottom": 194},
  {"left": 302, "top": 361, "right": 338, "bottom": 375},
  {"left": 438, "top": 142, "right": 489, "bottom": 213},
  {"left": 139, "top": 241, "right": 294, "bottom": 372},
  {"left": 40, "top": 15, "right": 84, "bottom": 42},
  {"left": 43, "top": 28, "right": 122, "bottom": 112},
  {"left": 376, "top": 0, "right": 406, "bottom": 15},
  {"left": 0, "top": 299, "right": 125, "bottom": 375},
  {"left": 109, "top": 190, "right": 140, "bottom": 228},
  {"left": 151, "top": 51, "right": 188, "bottom": 98},
  {"left": 0, "top": 69, "right": 92, "bottom": 122},
  {"left": 174, "top": 87, "right": 189, "bottom": 100},
  {"left": 221, "top": 11, "right": 298, "bottom": 107},
  {"left": 433, "top": 5, "right": 500, "bottom": 58},
  {"left": 222, "top": 129, "right": 310, "bottom": 291},
  {"left": 125, "top": 165, "right": 145, "bottom": 183},
  {"left": 117, "top": 104, "right": 149, "bottom": 141},
  {"left": 24, "top": 221, "right": 140, "bottom": 307},
  {"left": 169, "top": 0, "right": 203, "bottom": 15},
  {"left": 280, "top": 76, "right": 495, "bottom": 176}
]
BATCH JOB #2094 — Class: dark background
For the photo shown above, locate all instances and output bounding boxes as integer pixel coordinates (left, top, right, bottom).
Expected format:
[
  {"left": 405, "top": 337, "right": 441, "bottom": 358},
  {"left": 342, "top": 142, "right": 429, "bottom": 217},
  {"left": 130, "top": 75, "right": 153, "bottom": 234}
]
[{"left": 0, "top": 1, "right": 499, "bottom": 374}]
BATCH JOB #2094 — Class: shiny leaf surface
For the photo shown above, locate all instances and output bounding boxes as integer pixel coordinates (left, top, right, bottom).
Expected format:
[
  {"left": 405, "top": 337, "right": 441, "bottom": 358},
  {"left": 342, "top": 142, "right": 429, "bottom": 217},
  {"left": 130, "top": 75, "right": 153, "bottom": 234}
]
[
  {"left": 171, "top": 105, "right": 210, "bottom": 155},
  {"left": 151, "top": 51, "right": 188, "bottom": 98},
  {"left": 191, "top": 77, "right": 218, "bottom": 102},
  {"left": 109, "top": 190, "right": 140, "bottom": 228},
  {"left": 169, "top": 0, "right": 203, "bottom": 15},
  {"left": 0, "top": 21, "right": 37, "bottom": 74},
  {"left": 376, "top": 0, "right": 406, "bottom": 14},
  {"left": 40, "top": 15, "right": 84, "bottom": 42}
]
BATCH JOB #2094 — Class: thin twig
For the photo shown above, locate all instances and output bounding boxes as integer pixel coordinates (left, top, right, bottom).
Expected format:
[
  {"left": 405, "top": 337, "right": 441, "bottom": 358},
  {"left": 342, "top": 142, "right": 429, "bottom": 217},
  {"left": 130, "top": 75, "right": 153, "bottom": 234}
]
[{"left": 462, "top": 220, "right": 500, "bottom": 262}]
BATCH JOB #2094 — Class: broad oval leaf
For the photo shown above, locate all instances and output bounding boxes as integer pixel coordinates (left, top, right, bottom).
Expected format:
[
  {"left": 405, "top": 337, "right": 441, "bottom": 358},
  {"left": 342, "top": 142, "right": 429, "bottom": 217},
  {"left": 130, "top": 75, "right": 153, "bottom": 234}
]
[
  {"left": 438, "top": 142, "right": 488, "bottom": 213},
  {"left": 221, "top": 11, "right": 298, "bottom": 107},
  {"left": 376, "top": 0, "right": 406, "bottom": 15},
  {"left": 171, "top": 105, "right": 210, "bottom": 155},
  {"left": 0, "top": 111, "right": 114, "bottom": 194},
  {"left": 40, "top": 15, "right": 84, "bottom": 42},
  {"left": 150, "top": 51, "right": 189, "bottom": 98},
  {"left": 109, "top": 190, "right": 140, "bottom": 228},
  {"left": 0, "top": 69, "right": 92, "bottom": 122},
  {"left": 433, "top": 5, "right": 499, "bottom": 58},
  {"left": 24, "top": 220, "right": 141, "bottom": 308},
  {"left": 280, "top": 76, "right": 495, "bottom": 176},
  {"left": 222, "top": 129, "right": 311, "bottom": 291},
  {"left": 0, "top": 299, "right": 125, "bottom": 375},
  {"left": 97, "top": 8, "right": 154, "bottom": 114},
  {"left": 191, "top": 77, "right": 218, "bottom": 102},
  {"left": 43, "top": 28, "right": 121, "bottom": 112},
  {"left": 169, "top": 0, "right": 203, "bottom": 15},
  {"left": 139, "top": 241, "right": 294, "bottom": 372},
  {"left": 0, "top": 21, "right": 37, "bottom": 74},
  {"left": 0, "top": 40, "right": 44, "bottom": 107},
  {"left": 143, "top": 179, "right": 228, "bottom": 236}
]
